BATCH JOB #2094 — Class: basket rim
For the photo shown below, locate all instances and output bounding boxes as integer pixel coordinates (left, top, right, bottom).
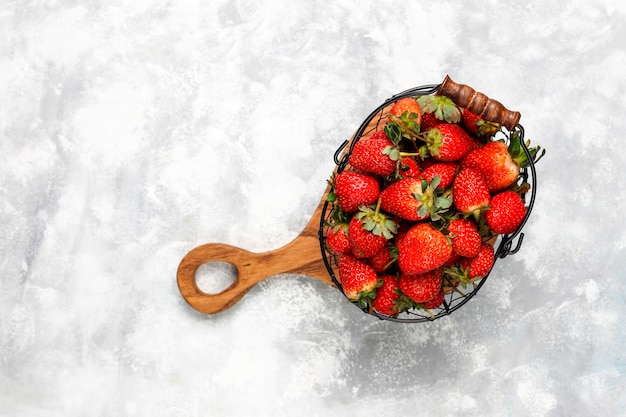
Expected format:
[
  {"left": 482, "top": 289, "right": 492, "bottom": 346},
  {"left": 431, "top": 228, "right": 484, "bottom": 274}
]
[{"left": 317, "top": 83, "right": 537, "bottom": 323}]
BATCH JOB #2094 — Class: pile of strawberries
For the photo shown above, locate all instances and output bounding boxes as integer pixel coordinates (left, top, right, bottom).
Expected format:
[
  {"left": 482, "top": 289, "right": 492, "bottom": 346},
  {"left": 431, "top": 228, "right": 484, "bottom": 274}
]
[{"left": 324, "top": 94, "right": 544, "bottom": 318}]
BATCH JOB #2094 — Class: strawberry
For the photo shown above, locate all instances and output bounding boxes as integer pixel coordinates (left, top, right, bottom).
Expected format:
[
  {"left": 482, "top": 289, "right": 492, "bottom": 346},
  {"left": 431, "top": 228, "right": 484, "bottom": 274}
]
[
  {"left": 389, "top": 97, "right": 422, "bottom": 121},
  {"left": 393, "top": 222, "right": 412, "bottom": 249},
  {"left": 397, "top": 223, "right": 452, "bottom": 275},
  {"left": 379, "top": 176, "right": 452, "bottom": 222},
  {"left": 371, "top": 274, "right": 401, "bottom": 316},
  {"left": 367, "top": 129, "right": 390, "bottom": 141},
  {"left": 387, "top": 98, "right": 422, "bottom": 139},
  {"left": 348, "top": 135, "right": 398, "bottom": 176},
  {"left": 416, "top": 95, "right": 461, "bottom": 125},
  {"left": 331, "top": 171, "right": 380, "bottom": 213},
  {"left": 452, "top": 167, "right": 491, "bottom": 217},
  {"left": 423, "top": 123, "right": 476, "bottom": 162},
  {"left": 348, "top": 203, "right": 397, "bottom": 258},
  {"left": 420, "top": 161, "right": 458, "bottom": 190},
  {"left": 423, "top": 287, "right": 445, "bottom": 309},
  {"left": 399, "top": 267, "right": 444, "bottom": 304},
  {"left": 461, "top": 108, "right": 500, "bottom": 138},
  {"left": 459, "top": 242, "right": 495, "bottom": 280},
  {"left": 325, "top": 223, "right": 351, "bottom": 254},
  {"left": 368, "top": 244, "right": 396, "bottom": 272},
  {"left": 444, "top": 252, "right": 461, "bottom": 267},
  {"left": 338, "top": 254, "right": 380, "bottom": 303},
  {"left": 460, "top": 140, "right": 519, "bottom": 192},
  {"left": 348, "top": 216, "right": 388, "bottom": 259},
  {"left": 395, "top": 156, "right": 421, "bottom": 179},
  {"left": 460, "top": 131, "right": 544, "bottom": 192},
  {"left": 379, "top": 177, "right": 427, "bottom": 222},
  {"left": 420, "top": 111, "right": 444, "bottom": 132},
  {"left": 447, "top": 218, "right": 482, "bottom": 258},
  {"left": 485, "top": 190, "right": 527, "bottom": 234}
]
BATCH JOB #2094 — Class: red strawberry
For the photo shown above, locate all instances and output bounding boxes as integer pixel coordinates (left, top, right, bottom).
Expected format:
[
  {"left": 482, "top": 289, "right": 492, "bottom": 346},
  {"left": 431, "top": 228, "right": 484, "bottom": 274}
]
[
  {"left": 379, "top": 177, "right": 428, "bottom": 222},
  {"left": 448, "top": 218, "right": 482, "bottom": 258},
  {"left": 460, "top": 140, "right": 520, "bottom": 192},
  {"left": 332, "top": 171, "right": 380, "bottom": 213},
  {"left": 368, "top": 244, "right": 395, "bottom": 272},
  {"left": 485, "top": 190, "right": 527, "bottom": 234},
  {"left": 380, "top": 177, "right": 452, "bottom": 222},
  {"left": 452, "top": 167, "right": 491, "bottom": 217},
  {"left": 387, "top": 98, "right": 422, "bottom": 139},
  {"left": 444, "top": 252, "right": 461, "bottom": 267},
  {"left": 461, "top": 108, "right": 500, "bottom": 137},
  {"left": 396, "top": 156, "right": 421, "bottom": 178},
  {"left": 459, "top": 242, "right": 495, "bottom": 280},
  {"left": 367, "top": 129, "right": 389, "bottom": 141},
  {"left": 416, "top": 95, "right": 461, "bottom": 125},
  {"left": 423, "top": 123, "right": 476, "bottom": 162},
  {"left": 399, "top": 267, "right": 443, "bottom": 304},
  {"left": 421, "top": 161, "right": 458, "bottom": 190},
  {"left": 394, "top": 222, "right": 412, "bottom": 249},
  {"left": 371, "top": 274, "right": 401, "bottom": 316},
  {"left": 397, "top": 223, "right": 452, "bottom": 275},
  {"left": 389, "top": 97, "right": 422, "bottom": 121},
  {"left": 325, "top": 223, "right": 351, "bottom": 254},
  {"left": 349, "top": 136, "right": 398, "bottom": 176},
  {"left": 348, "top": 204, "right": 397, "bottom": 258},
  {"left": 420, "top": 111, "right": 444, "bottom": 132},
  {"left": 419, "top": 157, "right": 438, "bottom": 171},
  {"left": 348, "top": 215, "right": 388, "bottom": 259},
  {"left": 423, "top": 287, "right": 445, "bottom": 309},
  {"left": 338, "top": 254, "right": 380, "bottom": 302}
]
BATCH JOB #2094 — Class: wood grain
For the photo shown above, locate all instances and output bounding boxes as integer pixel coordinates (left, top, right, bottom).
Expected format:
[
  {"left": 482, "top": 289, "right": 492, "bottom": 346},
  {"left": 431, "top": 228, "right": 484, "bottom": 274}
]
[
  {"left": 177, "top": 189, "right": 335, "bottom": 314},
  {"left": 176, "top": 102, "right": 387, "bottom": 315},
  {"left": 438, "top": 75, "right": 521, "bottom": 130}
]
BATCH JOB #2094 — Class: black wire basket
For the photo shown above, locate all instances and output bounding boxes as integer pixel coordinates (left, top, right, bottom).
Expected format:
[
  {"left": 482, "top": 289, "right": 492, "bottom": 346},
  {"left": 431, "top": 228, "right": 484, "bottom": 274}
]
[{"left": 318, "top": 81, "right": 538, "bottom": 323}]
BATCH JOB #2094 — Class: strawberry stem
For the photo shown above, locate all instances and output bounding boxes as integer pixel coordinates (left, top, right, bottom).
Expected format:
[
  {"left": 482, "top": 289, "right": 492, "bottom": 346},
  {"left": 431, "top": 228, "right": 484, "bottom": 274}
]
[
  {"left": 424, "top": 308, "right": 436, "bottom": 319},
  {"left": 374, "top": 197, "right": 382, "bottom": 216},
  {"left": 398, "top": 151, "right": 420, "bottom": 157}
]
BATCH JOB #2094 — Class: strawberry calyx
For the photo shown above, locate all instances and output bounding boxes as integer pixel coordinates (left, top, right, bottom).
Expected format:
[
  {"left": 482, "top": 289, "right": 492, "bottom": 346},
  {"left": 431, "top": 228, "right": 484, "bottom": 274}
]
[
  {"left": 382, "top": 244, "right": 399, "bottom": 270},
  {"left": 354, "top": 198, "right": 398, "bottom": 240},
  {"left": 508, "top": 130, "right": 546, "bottom": 168},
  {"left": 443, "top": 265, "right": 476, "bottom": 286},
  {"left": 325, "top": 181, "right": 350, "bottom": 225},
  {"left": 354, "top": 279, "right": 384, "bottom": 310},
  {"left": 422, "top": 128, "right": 446, "bottom": 158},
  {"left": 473, "top": 119, "right": 501, "bottom": 138},
  {"left": 416, "top": 95, "right": 462, "bottom": 124},
  {"left": 387, "top": 110, "right": 421, "bottom": 140},
  {"left": 466, "top": 205, "right": 491, "bottom": 223},
  {"left": 462, "top": 107, "right": 501, "bottom": 138},
  {"left": 393, "top": 293, "right": 438, "bottom": 319},
  {"left": 384, "top": 119, "right": 420, "bottom": 144},
  {"left": 414, "top": 176, "right": 453, "bottom": 221},
  {"left": 381, "top": 145, "right": 421, "bottom": 162}
]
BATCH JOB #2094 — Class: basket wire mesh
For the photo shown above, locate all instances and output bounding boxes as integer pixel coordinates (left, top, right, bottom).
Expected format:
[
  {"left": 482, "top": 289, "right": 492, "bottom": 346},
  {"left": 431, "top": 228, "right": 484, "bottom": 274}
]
[{"left": 317, "top": 84, "right": 537, "bottom": 323}]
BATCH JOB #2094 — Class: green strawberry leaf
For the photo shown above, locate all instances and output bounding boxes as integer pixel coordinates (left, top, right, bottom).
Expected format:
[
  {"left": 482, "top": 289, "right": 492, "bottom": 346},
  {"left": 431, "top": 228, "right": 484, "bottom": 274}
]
[
  {"left": 383, "top": 145, "right": 400, "bottom": 161},
  {"left": 435, "top": 196, "right": 453, "bottom": 209},
  {"left": 429, "top": 175, "right": 442, "bottom": 190},
  {"left": 417, "top": 95, "right": 461, "bottom": 123}
]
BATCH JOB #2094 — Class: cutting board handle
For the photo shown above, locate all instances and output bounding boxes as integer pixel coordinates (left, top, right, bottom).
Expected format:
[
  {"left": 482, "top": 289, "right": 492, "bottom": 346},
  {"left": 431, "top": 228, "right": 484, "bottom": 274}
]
[
  {"left": 177, "top": 195, "right": 334, "bottom": 314},
  {"left": 438, "top": 75, "right": 521, "bottom": 130}
]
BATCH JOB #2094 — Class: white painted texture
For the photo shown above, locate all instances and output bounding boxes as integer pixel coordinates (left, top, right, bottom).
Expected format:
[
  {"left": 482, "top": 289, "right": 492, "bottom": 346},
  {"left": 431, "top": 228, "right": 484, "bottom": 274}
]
[{"left": 2, "top": 1, "right": 625, "bottom": 416}]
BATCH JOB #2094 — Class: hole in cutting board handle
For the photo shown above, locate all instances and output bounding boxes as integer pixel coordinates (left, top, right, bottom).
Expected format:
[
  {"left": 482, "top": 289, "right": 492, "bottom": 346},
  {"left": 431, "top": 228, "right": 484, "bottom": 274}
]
[{"left": 195, "top": 261, "right": 238, "bottom": 294}]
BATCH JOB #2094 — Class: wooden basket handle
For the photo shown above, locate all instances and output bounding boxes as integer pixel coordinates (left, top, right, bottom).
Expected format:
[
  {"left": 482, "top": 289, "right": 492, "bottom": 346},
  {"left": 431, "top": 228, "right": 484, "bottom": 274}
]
[{"left": 438, "top": 75, "right": 521, "bottom": 130}]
